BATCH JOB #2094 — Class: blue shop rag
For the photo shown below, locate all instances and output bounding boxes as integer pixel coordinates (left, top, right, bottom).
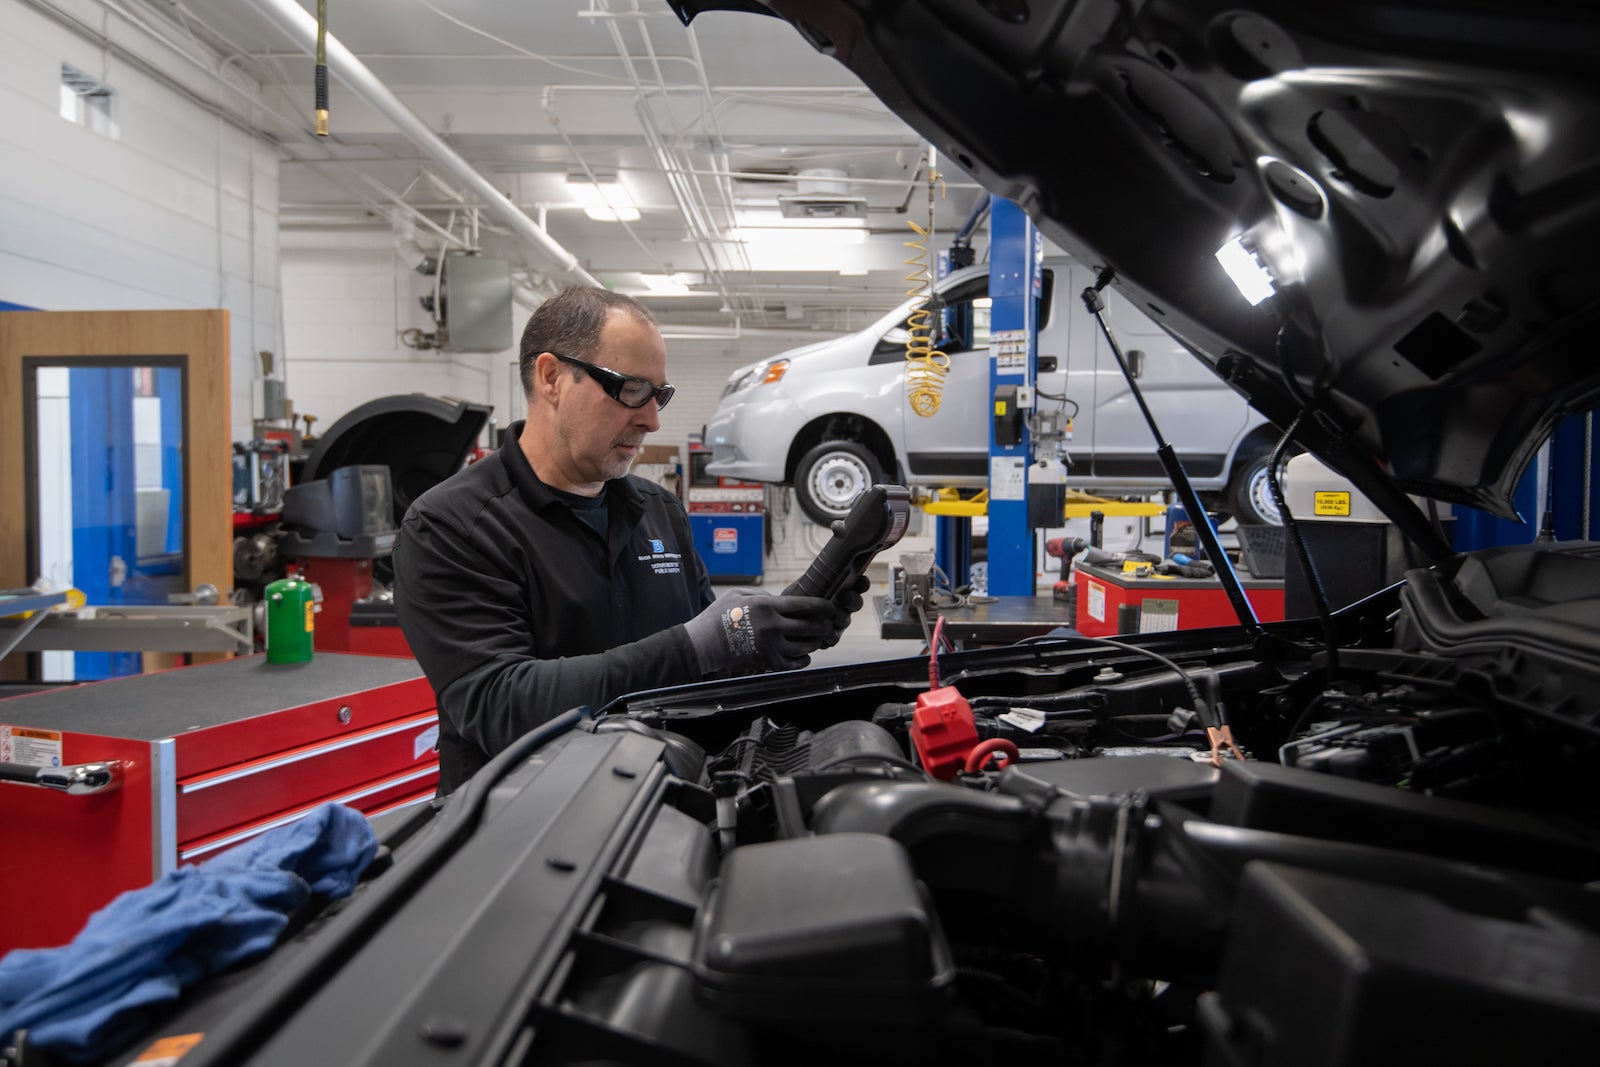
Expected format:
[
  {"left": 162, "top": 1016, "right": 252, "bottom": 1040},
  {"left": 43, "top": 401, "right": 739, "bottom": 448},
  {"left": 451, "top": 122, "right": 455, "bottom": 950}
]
[{"left": 0, "top": 802, "right": 377, "bottom": 1063}]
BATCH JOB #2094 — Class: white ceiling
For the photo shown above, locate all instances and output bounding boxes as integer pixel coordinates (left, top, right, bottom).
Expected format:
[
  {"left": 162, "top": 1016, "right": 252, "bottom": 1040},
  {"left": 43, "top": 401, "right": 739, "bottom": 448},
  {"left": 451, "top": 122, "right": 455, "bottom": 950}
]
[{"left": 158, "top": 0, "right": 990, "bottom": 332}]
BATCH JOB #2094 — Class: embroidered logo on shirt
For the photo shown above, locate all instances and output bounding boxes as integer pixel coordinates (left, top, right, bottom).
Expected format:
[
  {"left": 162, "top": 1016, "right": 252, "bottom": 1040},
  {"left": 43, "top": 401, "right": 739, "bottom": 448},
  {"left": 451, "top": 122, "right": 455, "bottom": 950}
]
[{"left": 638, "top": 534, "right": 682, "bottom": 576}]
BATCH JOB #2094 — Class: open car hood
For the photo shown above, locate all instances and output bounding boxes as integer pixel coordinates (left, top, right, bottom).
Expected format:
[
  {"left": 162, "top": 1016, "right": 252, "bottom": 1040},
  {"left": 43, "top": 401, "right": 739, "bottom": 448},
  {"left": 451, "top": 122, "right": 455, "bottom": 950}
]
[{"left": 679, "top": 0, "right": 1600, "bottom": 523}]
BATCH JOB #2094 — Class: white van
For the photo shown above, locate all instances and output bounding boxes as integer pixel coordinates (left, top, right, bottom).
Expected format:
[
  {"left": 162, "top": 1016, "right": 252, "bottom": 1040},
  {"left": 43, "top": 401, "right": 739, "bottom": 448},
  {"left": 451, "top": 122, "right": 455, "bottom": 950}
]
[{"left": 705, "top": 257, "right": 1284, "bottom": 526}]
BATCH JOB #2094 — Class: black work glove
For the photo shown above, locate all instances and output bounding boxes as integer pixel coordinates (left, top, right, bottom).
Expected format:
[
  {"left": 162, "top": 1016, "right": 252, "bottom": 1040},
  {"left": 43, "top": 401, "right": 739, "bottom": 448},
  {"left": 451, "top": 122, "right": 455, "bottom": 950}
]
[
  {"left": 817, "top": 574, "right": 871, "bottom": 649},
  {"left": 684, "top": 587, "right": 842, "bottom": 675},
  {"left": 1155, "top": 558, "right": 1216, "bottom": 579}
]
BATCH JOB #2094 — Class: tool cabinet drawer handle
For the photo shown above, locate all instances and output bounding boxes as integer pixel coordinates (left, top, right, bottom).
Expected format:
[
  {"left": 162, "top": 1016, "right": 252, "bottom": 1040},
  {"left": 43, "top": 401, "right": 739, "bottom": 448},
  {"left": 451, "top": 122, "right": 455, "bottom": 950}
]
[{"left": 0, "top": 760, "right": 123, "bottom": 795}]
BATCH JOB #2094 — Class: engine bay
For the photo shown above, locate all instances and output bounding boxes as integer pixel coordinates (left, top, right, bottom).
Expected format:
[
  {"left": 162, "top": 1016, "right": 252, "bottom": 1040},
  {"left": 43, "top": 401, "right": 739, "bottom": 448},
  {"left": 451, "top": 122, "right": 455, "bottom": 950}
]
[
  {"left": 134, "top": 543, "right": 1600, "bottom": 1067},
  {"left": 562, "top": 541, "right": 1600, "bottom": 1065}
]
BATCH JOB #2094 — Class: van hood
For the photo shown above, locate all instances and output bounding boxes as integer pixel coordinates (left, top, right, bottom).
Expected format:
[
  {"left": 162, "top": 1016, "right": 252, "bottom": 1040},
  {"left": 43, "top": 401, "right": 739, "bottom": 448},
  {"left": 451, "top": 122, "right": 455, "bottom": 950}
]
[{"left": 677, "top": 0, "right": 1600, "bottom": 530}]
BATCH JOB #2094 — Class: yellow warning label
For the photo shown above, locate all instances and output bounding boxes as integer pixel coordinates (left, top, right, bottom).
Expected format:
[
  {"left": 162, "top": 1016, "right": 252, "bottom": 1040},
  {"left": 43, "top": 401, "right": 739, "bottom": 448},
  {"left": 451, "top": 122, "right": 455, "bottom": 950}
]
[
  {"left": 1314, "top": 491, "right": 1352, "bottom": 517},
  {"left": 304, "top": 601, "right": 315, "bottom": 632},
  {"left": 0, "top": 725, "right": 63, "bottom": 767},
  {"left": 994, "top": 401, "right": 1008, "bottom": 416},
  {"left": 133, "top": 1032, "right": 204, "bottom": 1065},
  {"left": 1086, "top": 580, "right": 1106, "bottom": 622}
]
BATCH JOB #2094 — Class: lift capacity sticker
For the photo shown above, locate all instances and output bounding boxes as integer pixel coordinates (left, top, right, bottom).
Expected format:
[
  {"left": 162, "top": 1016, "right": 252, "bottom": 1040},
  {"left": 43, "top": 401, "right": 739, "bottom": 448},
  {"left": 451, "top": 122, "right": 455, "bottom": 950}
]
[
  {"left": 1314, "top": 491, "right": 1353, "bottom": 517},
  {"left": 991, "top": 329, "right": 1028, "bottom": 357},
  {"left": 0, "top": 725, "right": 63, "bottom": 768},
  {"left": 992, "top": 329, "right": 1028, "bottom": 371},
  {"left": 990, "top": 456, "right": 1027, "bottom": 501},
  {"left": 1138, "top": 599, "right": 1180, "bottom": 634}
]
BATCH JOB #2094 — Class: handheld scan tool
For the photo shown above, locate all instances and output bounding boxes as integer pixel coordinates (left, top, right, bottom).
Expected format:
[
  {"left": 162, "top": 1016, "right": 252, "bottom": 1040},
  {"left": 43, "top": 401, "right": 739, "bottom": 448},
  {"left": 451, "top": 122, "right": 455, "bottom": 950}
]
[{"left": 784, "top": 484, "right": 912, "bottom": 602}]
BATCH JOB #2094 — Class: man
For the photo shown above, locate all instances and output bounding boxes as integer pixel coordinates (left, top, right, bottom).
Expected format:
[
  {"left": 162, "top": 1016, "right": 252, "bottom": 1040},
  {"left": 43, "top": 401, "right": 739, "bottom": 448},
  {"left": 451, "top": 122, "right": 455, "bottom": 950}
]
[{"left": 394, "top": 286, "right": 861, "bottom": 794}]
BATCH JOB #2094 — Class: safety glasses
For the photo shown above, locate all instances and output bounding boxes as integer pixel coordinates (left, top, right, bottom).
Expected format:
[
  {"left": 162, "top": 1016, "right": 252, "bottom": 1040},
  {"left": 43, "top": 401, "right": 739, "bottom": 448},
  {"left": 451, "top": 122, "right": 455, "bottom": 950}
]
[{"left": 551, "top": 352, "right": 675, "bottom": 411}]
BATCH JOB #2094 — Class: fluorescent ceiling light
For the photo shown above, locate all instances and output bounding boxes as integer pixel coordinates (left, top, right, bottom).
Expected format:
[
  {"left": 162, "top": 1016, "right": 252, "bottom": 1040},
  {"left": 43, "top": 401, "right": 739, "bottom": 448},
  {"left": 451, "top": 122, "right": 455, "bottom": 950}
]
[
  {"left": 1215, "top": 236, "right": 1276, "bottom": 305},
  {"left": 973, "top": 297, "right": 992, "bottom": 308},
  {"left": 733, "top": 208, "right": 864, "bottom": 230},
  {"left": 730, "top": 227, "right": 868, "bottom": 271},
  {"left": 567, "top": 175, "right": 639, "bottom": 222},
  {"left": 640, "top": 273, "right": 691, "bottom": 294},
  {"left": 731, "top": 227, "right": 868, "bottom": 246}
]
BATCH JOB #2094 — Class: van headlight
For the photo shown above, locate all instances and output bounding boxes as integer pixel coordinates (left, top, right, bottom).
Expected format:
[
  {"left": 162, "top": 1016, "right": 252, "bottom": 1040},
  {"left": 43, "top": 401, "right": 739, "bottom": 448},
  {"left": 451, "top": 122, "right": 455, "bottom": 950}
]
[
  {"left": 721, "top": 369, "right": 757, "bottom": 398},
  {"left": 720, "top": 359, "right": 789, "bottom": 398}
]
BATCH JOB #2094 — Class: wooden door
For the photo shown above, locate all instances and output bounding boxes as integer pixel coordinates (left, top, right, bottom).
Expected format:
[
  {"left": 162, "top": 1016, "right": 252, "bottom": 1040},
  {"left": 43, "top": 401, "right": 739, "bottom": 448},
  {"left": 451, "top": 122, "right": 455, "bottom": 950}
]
[{"left": 1, "top": 310, "right": 232, "bottom": 678}]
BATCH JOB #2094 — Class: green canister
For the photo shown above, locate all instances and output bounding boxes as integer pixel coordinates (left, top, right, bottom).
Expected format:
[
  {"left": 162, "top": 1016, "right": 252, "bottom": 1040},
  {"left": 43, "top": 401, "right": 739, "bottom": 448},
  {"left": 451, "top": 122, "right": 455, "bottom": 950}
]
[{"left": 264, "top": 576, "right": 317, "bottom": 663}]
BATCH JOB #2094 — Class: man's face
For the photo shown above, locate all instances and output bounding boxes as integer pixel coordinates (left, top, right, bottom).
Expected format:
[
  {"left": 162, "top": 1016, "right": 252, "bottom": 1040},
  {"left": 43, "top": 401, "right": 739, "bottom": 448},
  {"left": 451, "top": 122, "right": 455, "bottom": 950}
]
[{"left": 548, "top": 310, "right": 667, "bottom": 487}]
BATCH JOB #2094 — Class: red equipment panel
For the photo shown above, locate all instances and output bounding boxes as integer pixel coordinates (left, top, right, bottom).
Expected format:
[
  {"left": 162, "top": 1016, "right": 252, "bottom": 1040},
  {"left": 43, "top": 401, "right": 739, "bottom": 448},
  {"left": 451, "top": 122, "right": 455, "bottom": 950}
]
[
  {"left": 0, "top": 733, "right": 155, "bottom": 953},
  {"left": 299, "top": 556, "right": 374, "bottom": 654},
  {"left": 0, "top": 653, "right": 439, "bottom": 953},
  {"left": 1073, "top": 562, "right": 1284, "bottom": 638},
  {"left": 295, "top": 556, "right": 414, "bottom": 657}
]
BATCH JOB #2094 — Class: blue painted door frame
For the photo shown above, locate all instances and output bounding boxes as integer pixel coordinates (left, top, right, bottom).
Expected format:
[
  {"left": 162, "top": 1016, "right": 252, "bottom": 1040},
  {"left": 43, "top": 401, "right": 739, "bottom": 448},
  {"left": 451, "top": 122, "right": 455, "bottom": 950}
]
[{"left": 69, "top": 366, "right": 140, "bottom": 678}]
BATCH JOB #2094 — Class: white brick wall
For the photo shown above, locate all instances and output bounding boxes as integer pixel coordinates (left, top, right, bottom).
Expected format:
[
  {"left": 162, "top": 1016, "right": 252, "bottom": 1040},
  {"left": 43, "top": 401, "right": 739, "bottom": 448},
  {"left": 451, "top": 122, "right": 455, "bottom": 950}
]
[
  {"left": 278, "top": 242, "right": 492, "bottom": 431},
  {"left": 0, "top": 0, "right": 279, "bottom": 441}
]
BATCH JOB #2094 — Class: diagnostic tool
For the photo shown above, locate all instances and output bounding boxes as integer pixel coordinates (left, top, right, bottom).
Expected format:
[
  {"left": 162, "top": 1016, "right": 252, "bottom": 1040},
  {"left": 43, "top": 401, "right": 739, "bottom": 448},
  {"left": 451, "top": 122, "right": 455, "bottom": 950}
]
[{"left": 784, "top": 484, "right": 912, "bottom": 602}]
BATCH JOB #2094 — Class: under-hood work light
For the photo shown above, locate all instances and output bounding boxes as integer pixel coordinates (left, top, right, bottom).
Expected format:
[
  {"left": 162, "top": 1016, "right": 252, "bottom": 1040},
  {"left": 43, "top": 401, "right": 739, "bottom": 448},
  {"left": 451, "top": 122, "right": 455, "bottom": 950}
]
[{"left": 1215, "top": 236, "right": 1276, "bottom": 306}]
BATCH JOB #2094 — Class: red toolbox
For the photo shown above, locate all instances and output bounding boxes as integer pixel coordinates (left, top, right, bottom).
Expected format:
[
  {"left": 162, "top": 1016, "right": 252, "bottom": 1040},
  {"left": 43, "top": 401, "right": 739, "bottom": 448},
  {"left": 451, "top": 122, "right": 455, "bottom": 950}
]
[
  {"left": 1073, "top": 561, "right": 1285, "bottom": 637},
  {"left": 0, "top": 653, "right": 439, "bottom": 953}
]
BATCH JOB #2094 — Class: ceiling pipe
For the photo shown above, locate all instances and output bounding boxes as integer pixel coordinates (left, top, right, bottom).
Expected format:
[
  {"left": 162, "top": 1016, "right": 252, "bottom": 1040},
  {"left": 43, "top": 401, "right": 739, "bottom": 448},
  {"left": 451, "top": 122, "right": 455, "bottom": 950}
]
[
  {"left": 597, "top": 11, "right": 742, "bottom": 320},
  {"left": 246, "top": 0, "right": 599, "bottom": 288}
]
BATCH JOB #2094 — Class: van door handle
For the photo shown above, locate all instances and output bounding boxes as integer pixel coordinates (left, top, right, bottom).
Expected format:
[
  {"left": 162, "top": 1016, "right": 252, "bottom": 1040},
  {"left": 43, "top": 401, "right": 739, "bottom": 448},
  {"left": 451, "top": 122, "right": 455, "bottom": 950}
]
[
  {"left": 1127, "top": 349, "right": 1144, "bottom": 378},
  {"left": 0, "top": 760, "right": 123, "bottom": 795}
]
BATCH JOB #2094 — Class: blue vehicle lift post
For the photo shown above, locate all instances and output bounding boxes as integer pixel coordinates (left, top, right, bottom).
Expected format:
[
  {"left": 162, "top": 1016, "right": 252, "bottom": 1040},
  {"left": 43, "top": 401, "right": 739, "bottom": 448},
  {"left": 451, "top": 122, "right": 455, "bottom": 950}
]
[
  {"left": 930, "top": 196, "right": 989, "bottom": 590},
  {"left": 985, "top": 195, "right": 1043, "bottom": 596}
]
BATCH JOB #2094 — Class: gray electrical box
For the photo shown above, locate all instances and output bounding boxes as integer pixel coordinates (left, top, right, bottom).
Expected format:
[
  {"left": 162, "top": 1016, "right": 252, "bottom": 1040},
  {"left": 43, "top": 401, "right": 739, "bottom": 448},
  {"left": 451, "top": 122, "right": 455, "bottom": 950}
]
[{"left": 443, "top": 254, "right": 513, "bottom": 352}]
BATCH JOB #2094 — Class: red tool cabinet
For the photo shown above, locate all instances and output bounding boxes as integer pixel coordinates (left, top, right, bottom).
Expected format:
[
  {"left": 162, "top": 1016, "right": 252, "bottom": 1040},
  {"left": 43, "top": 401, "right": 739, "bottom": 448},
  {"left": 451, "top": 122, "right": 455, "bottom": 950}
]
[
  {"left": 1073, "top": 561, "right": 1285, "bottom": 637},
  {"left": 0, "top": 653, "right": 439, "bottom": 954}
]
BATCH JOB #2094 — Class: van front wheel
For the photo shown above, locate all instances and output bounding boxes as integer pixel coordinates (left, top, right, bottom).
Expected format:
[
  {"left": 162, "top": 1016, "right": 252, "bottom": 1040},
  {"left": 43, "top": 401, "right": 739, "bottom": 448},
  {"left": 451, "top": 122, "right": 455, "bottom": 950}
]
[
  {"left": 795, "top": 440, "right": 885, "bottom": 526},
  {"left": 1228, "top": 450, "right": 1285, "bottom": 527}
]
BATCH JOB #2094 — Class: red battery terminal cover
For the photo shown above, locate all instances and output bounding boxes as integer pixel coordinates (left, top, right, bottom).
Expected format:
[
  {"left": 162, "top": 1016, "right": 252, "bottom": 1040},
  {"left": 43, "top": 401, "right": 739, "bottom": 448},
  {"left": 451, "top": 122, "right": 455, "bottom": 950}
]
[{"left": 910, "top": 685, "right": 978, "bottom": 781}]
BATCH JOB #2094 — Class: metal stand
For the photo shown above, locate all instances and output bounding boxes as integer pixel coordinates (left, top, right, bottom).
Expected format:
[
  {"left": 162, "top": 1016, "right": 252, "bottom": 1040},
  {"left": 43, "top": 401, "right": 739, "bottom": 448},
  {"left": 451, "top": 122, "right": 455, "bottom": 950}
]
[
  {"left": 0, "top": 591, "right": 68, "bottom": 662},
  {"left": 0, "top": 604, "right": 254, "bottom": 655}
]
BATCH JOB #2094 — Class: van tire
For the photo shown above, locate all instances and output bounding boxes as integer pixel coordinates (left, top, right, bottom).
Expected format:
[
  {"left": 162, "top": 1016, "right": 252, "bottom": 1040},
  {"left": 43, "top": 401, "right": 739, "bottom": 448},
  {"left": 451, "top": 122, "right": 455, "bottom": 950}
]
[
  {"left": 795, "top": 440, "right": 885, "bottom": 526},
  {"left": 1228, "top": 450, "right": 1284, "bottom": 527}
]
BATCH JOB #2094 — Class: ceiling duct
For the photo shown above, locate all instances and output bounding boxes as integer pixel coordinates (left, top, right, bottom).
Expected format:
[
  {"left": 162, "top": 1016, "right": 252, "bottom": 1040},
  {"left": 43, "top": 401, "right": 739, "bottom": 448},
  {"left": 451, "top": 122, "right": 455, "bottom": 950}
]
[{"left": 779, "top": 168, "right": 868, "bottom": 220}]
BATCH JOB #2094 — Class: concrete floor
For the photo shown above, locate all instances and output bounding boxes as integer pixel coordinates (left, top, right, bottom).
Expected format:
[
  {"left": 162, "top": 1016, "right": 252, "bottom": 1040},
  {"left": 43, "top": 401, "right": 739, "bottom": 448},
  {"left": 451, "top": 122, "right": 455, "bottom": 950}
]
[{"left": 759, "top": 554, "right": 927, "bottom": 671}]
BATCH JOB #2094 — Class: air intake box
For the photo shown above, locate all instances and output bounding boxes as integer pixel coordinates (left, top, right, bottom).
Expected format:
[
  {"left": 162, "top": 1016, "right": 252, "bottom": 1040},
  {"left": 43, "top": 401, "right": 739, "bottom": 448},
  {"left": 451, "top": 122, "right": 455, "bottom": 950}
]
[{"left": 691, "top": 832, "right": 953, "bottom": 1025}]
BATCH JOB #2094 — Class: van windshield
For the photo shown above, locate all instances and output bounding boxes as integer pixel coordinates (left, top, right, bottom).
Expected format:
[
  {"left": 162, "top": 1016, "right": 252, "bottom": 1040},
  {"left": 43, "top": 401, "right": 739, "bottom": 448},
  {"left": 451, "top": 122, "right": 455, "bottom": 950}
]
[
  {"left": 870, "top": 277, "right": 987, "bottom": 363},
  {"left": 869, "top": 271, "right": 1051, "bottom": 364}
]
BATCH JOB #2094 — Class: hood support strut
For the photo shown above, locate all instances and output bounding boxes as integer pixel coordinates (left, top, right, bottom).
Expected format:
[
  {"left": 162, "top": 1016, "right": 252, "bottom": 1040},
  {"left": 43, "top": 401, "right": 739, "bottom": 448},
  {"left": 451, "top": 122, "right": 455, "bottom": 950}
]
[{"left": 1083, "top": 271, "right": 1263, "bottom": 636}]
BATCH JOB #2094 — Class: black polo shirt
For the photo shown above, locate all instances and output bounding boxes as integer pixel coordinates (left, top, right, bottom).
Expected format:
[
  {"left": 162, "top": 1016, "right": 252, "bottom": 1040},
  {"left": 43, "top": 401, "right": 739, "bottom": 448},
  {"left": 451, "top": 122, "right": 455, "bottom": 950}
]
[{"left": 393, "top": 421, "right": 714, "bottom": 793}]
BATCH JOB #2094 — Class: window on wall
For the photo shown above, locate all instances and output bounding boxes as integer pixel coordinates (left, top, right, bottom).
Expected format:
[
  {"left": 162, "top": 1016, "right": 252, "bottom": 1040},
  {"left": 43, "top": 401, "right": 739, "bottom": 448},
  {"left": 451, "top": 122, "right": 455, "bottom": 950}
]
[{"left": 60, "top": 63, "right": 117, "bottom": 138}]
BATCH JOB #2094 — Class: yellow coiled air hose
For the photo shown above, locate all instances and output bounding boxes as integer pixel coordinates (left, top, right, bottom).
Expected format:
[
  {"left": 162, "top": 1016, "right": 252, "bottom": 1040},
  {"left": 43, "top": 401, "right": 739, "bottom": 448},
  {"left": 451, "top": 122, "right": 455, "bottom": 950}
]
[{"left": 903, "top": 217, "right": 950, "bottom": 418}]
